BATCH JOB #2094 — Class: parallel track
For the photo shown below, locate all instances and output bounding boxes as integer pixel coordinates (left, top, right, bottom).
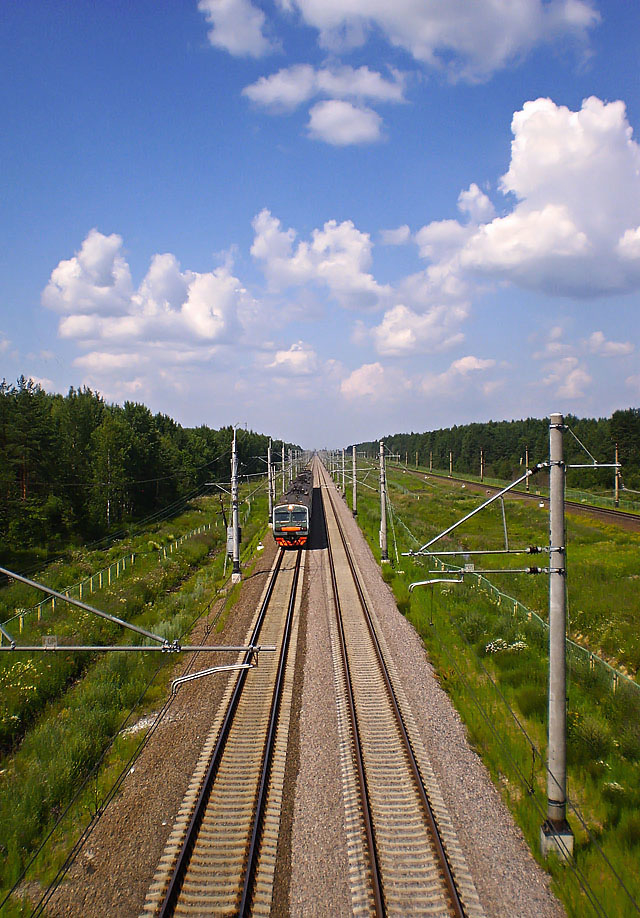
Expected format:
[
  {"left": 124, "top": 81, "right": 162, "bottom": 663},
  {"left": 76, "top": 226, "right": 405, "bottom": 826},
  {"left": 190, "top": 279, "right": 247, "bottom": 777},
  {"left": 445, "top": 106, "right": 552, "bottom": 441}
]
[
  {"left": 143, "top": 547, "right": 302, "bottom": 917},
  {"left": 318, "top": 461, "right": 484, "bottom": 917},
  {"left": 394, "top": 466, "right": 640, "bottom": 530}
]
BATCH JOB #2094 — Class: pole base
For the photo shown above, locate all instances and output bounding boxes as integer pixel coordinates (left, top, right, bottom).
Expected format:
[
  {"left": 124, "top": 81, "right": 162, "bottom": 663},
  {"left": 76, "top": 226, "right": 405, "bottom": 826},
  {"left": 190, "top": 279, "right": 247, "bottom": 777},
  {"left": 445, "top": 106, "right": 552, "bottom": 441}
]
[
  {"left": 540, "top": 820, "right": 574, "bottom": 860},
  {"left": 231, "top": 572, "right": 242, "bottom": 584},
  {"left": 381, "top": 558, "right": 390, "bottom": 565}
]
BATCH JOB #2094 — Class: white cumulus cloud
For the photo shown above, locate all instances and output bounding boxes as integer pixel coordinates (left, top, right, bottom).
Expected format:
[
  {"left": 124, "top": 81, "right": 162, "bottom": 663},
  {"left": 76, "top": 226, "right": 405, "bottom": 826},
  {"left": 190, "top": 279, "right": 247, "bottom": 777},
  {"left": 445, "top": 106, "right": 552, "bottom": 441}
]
[
  {"left": 266, "top": 340, "right": 319, "bottom": 375},
  {"left": 243, "top": 64, "right": 317, "bottom": 111},
  {"left": 42, "top": 229, "right": 133, "bottom": 316},
  {"left": 420, "top": 354, "right": 496, "bottom": 396},
  {"left": 457, "top": 183, "right": 495, "bottom": 223},
  {"left": 370, "top": 304, "right": 466, "bottom": 356},
  {"left": 243, "top": 64, "right": 405, "bottom": 111},
  {"left": 42, "top": 229, "right": 268, "bottom": 404},
  {"left": 415, "top": 97, "right": 640, "bottom": 300},
  {"left": 251, "top": 209, "right": 390, "bottom": 309},
  {"left": 419, "top": 354, "right": 499, "bottom": 398},
  {"left": 380, "top": 225, "right": 411, "bottom": 246},
  {"left": 307, "top": 100, "right": 383, "bottom": 145},
  {"left": 542, "top": 356, "right": 591, "bottom": 398},
  {"left": 587, "top": 331, "right": 634, "bottom": 357},
  {"left": 340, "top": 361, "right": 410, "bottom": 402},
  {"left": 280, "top": 0, "right": 599, "bottom": 81},
  {"left": 198, "top": 0, "right": 276, "bottom": 57}
]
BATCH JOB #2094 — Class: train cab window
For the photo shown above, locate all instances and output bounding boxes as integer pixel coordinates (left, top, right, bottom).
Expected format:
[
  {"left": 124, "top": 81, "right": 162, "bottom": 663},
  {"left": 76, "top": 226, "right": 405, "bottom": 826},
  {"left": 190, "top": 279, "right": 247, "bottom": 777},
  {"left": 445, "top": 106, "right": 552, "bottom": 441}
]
[
  {"left": 274, "top": 509, "right": 290, "bottom": 530},
  {"left": 291, "top": 509, "right": 307, "bottom": 524}
]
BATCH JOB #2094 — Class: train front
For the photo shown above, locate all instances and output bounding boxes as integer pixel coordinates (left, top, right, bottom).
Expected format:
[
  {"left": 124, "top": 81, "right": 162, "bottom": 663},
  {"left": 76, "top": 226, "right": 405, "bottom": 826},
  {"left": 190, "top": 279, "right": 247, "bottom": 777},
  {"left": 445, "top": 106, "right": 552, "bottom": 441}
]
[{"left": 273, "top": 502, "right": 310, "bottom": 548}]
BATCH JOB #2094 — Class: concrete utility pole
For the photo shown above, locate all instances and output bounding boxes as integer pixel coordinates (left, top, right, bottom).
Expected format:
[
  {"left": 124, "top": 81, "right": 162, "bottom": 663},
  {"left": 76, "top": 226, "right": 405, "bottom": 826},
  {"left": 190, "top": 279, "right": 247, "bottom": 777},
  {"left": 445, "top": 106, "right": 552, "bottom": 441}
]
[
  {"left": 341, "top": 448, "right": 346, "bottom": 497},
  {"left": 615, "top": 443, "right": 620, "bottom": 506},
  {"left": 480, "top": 448, "right": 484, "bottom": 482},
  {"left": 379, "top": 440, "right": 388, "bottom": 562},
  {"left": 449, "top": 450, "right": 453, "bottom": 477},
  {"left": 282, "top": 444, "right": 286, "bottom": 496},
  {"left": 430, "top": 451, "right": 433, "bottom": 472},
  {"left": 352, "top": 445, "right": 357, "bottom": 516},
  {"left": 231, "top": 428, "right": 241, "bottom": 584},
  {"left": 416, "top": 451, "right": 418, "bottom": 469},
  {"left": 526, "top": 446, "right": 530, "bottom": 492},
  {"left": 289, "top": 449, "right": 293, "bottom": 484},
  {"left": 541, "top": 413, "right": 573, "bottom": 858},
  {"left": 267, "top": 440, "right": 273, "bottom": 525}
]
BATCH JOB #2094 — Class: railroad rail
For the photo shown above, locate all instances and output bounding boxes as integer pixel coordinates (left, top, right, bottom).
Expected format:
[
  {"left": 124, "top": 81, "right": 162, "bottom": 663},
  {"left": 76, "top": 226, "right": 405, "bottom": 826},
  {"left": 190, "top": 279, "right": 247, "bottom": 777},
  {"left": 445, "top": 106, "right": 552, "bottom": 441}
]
[
  {"left": 142, "top": 546, "right": 304, "bottom": 917},
  {"left": 392, "top": 466, "right": 640, "bottom": 531},
  {"left": 318, "top": 459, "right": 484, "bottom": 917}
]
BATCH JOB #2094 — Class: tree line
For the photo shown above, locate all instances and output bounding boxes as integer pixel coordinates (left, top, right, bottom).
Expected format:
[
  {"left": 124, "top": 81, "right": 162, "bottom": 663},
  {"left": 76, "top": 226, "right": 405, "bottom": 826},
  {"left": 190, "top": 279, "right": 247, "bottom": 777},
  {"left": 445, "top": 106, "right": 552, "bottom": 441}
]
[
  {"left": 355, "top": 410, "right": 640, "bottom": 494},
  {"left": 0, "top": 377, "right": 295, "bottom": 559}
]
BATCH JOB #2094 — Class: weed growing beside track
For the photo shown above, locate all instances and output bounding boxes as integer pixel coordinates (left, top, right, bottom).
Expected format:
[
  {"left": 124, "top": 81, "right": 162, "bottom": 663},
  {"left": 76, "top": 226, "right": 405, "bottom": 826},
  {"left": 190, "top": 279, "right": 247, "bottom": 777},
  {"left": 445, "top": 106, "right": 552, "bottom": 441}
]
[
  {"left": 342, "top": 467, "right": 640, "bottom": 918},
  {"left": 0, "top": 490, "right": 269, "bottom": 915}
]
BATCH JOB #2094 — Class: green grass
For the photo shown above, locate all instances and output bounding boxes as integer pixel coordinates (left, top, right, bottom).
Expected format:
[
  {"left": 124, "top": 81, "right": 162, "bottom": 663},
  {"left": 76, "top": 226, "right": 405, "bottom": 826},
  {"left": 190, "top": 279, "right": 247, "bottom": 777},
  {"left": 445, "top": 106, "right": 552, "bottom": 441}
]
[
  {"left": 0, "top": 488, "right": 270, "bottom": 913},
  {"left": 340, "top": 463, "right": 640, "bottom": 918},
  {"left": 0, "top": 503, "right": 222, "bottom": 751}
]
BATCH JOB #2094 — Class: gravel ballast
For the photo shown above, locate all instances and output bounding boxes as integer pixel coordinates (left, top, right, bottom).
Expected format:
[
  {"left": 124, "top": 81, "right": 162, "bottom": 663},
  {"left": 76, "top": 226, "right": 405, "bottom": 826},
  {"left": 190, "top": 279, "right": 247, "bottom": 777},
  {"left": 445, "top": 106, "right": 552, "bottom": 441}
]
[
  {"left": 290, "top": 468, "right": 565, "bottom": 917},
  {"left": 42, "top": 468, "right": 565, "bottom": 916}
]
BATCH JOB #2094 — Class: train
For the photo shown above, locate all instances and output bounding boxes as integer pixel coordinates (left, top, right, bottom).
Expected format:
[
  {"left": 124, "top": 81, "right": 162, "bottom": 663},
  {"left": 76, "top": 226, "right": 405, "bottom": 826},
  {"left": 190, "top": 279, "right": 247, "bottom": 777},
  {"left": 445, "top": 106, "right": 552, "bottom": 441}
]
[{"left": 272, "top": 469, "right": 313, "bottom": 548}]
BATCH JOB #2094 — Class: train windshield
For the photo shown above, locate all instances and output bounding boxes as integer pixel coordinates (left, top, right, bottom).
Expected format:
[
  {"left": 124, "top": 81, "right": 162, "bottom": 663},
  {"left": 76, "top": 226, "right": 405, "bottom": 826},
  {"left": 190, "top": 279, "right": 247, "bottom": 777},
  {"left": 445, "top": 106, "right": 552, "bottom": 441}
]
[{"left": 274, "top": 506, "right": 308, "bottom": 529}]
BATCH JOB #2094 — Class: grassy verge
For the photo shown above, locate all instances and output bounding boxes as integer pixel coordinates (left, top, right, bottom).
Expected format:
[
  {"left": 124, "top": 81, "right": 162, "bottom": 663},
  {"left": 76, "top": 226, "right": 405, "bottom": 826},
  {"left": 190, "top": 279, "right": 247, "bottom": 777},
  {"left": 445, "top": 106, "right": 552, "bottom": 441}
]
[
  {"left": 390, "top": 462, "right": 640, "bottom": 515},
  {"left": 0, "top": 501, "right": 222, "bottom": 751},
  {"left": 342, "top": 465, "right": 640, "bottom": 917},
  {"left": 0, "top": 489, "right": 269, "bottom": 914}
]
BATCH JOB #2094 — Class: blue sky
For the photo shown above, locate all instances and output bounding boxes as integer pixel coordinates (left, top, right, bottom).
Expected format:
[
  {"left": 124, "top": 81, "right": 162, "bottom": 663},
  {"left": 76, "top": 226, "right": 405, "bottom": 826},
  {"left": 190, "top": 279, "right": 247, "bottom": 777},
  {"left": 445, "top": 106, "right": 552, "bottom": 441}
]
[{"left": 1, "top": 1, "right": 639, "bottom": 447}]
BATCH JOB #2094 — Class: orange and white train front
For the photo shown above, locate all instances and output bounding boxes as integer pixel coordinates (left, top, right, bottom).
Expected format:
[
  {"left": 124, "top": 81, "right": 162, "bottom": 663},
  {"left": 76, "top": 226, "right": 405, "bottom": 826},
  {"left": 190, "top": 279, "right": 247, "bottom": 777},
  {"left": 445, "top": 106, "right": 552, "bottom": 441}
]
[{"left": 273, "top": 502, "right": 310, "bottom": 548}]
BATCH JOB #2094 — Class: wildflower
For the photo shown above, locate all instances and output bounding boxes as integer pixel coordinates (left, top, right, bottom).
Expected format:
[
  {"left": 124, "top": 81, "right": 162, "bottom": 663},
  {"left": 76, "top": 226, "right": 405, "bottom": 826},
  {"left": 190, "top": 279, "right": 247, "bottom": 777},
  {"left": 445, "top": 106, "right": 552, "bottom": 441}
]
[
  {"left": 510, "top": 640, "right": 528, "bottom": 653},
  {"left": 485, "top": 638, "right": 508, "bottom": 654}
]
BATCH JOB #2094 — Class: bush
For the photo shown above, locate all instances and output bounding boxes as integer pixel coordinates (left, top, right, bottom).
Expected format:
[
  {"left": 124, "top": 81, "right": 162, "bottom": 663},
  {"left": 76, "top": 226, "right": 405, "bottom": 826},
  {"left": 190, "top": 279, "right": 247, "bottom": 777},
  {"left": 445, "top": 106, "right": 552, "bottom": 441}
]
[
  {"left": 602, "top": 780, "right": 626, "bottom": 804},
  {"left": 618, "top": 724, "right": 640, "bottom": 762},
  {"left": 457, "top": 608, "right": 489, "bottom": 643},
  {"left": 568, "top": 713, "right": 612, "bottom": 764}
]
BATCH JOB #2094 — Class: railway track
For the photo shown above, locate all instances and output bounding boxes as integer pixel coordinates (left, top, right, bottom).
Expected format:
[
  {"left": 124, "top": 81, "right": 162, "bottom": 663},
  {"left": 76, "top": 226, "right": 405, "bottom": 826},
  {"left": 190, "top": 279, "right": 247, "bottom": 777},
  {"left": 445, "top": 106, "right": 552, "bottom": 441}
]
[
  {"left": 142, "top": 546, "right": 305, "bottom": 917},
  {"left": 318, "top": 460, "right": 484, "bottom": 917},
  {"left": 393, "top": 466, "right": 640, "bottom": 531}
]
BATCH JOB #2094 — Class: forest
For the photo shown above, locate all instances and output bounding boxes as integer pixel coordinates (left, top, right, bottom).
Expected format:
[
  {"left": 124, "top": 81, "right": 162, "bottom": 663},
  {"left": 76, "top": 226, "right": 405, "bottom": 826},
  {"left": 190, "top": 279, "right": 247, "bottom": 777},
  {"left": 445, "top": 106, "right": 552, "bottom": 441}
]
[
  {"left": 0, "top": 377, "right": 294, "bottom": 563},
  {"left": 356, "top": 409, "right": 640, "bottom": 495}
]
